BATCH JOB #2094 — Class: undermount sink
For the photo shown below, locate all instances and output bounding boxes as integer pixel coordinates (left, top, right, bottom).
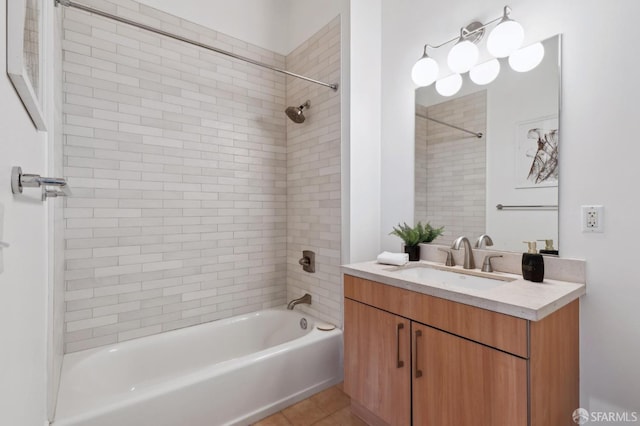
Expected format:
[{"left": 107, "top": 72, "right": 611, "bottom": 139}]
[{"left": 391, "top": 264, "right": 515, "bottom": 291}]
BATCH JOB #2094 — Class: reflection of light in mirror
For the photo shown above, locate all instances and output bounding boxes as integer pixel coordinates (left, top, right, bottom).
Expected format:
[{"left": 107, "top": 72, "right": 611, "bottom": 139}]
[
  {"left": 470, "top": 59, "right": 501, "bottom": 85},
  {"left": 435, "top": 74, "right": 463, "bottom": 97},
  {"left": 487, "top": 20, "right": 524, "bottom": 58},
  {"left": 447, "top": 40, "right": 479, "bottom": 74},
  {"left": 411, "top": 55, "right": 439, "bottom": 87},
  {"left": 509, "top": 42, "right": 545, "bottom": 72}
]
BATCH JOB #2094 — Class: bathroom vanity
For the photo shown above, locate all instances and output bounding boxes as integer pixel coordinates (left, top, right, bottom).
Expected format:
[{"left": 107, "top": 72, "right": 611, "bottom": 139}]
[{"left": 342, "top": 257, "right": 585, "bottom": 426}]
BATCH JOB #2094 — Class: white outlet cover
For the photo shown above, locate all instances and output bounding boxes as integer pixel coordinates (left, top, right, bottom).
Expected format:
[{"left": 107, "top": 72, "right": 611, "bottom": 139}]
[{"left": 581, "top": 205, "right": 604, "bottom": 233}]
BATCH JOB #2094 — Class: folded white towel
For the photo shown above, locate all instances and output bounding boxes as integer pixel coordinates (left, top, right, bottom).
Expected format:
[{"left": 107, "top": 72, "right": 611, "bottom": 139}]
[{"left": 377, "top": 251, "right": 409, "bottom": 266}]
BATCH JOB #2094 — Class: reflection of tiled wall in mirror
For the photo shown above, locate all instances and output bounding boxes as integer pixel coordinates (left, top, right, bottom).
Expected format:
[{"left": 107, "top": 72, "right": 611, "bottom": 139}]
[
  {"left": 415, "top": 91, "right": 486, "bottom": 245},
  {"left": 23, "top": 0, "right": 40, "bottom": 94},
  {"left": 415, "top": 104, "right": 428, "bottom": 227}
]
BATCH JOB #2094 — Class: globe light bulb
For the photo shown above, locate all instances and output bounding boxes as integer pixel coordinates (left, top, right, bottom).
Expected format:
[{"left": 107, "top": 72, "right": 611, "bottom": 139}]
[
  {"left": 411, "top": 54, "right": 439, "bottom": 87},
  {"left": 435, "top": 74, "right": 463, "bottom": 97},
  {"left": 447, "top": 39, "right": 479, "bottom": 74},
  {"left": 469, "top": 59, "right": 501, "bottom": 85},
  {"left": 509, "top": 42, "right": 545, "bottom": 72},
  {"left": 487, "top": 14, "right": 524, "bottom": 58}
]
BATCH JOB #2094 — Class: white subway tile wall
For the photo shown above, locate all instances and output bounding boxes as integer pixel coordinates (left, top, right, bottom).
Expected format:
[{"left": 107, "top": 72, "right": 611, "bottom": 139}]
[
  {"left": 285, "top": 17, "right": 342, "bottom": 327},
  {"left": 61, "top": 2, "right": 342, "bottom": 352},
  {"left": 414, "top": 91, "right": 486, "bottom": 245}
]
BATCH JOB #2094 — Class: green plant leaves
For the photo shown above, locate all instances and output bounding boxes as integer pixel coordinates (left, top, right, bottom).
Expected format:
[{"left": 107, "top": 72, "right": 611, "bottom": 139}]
[{"left": 389, "top": 221, "right": 444, "bottom": 246}]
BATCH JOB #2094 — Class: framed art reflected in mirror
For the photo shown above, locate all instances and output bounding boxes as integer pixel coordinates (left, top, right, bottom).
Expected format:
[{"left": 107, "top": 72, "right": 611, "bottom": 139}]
[{"left": 514, "top": 114, "right": 558, "bottom": 189}]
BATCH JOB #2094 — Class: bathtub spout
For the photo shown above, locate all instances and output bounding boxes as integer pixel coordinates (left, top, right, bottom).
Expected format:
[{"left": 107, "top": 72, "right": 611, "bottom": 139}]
[{"left": 287, "top": 293, "right": 312, "bottom": 310}]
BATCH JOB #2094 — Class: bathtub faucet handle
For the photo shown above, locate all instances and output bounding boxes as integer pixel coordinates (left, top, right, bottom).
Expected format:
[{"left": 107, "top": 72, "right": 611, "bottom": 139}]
[{"left": 298, "top": 250, "right": 315, "bottom": 273}]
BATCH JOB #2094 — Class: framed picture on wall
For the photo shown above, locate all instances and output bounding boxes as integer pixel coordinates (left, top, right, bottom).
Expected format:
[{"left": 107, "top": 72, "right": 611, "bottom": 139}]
[
  {"left": 7, "top": 0, "right": 47, "bottom": 130},
  {"left": 515, "top": 115, "right": 558, "bottom": 188}
]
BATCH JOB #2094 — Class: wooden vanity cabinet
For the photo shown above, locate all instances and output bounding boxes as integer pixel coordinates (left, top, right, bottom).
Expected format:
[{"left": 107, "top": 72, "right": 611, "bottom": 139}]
[
  {"left": 343, "top": 274, "right": 579, "bottom": 426},
  {"left": 344, "top": 298, "right": 411, "bottom": 426},
  {"left": 413, "top": 323, "right": 527, "bottom": 426}
]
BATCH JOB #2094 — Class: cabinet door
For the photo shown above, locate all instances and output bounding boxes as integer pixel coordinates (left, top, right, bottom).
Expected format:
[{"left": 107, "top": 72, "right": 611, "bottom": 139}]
[
  {"left": 413, "top": 323, "right": 528, "bottom": 426},
  {"left": 344, "top": 298, "right": 411, "bottom": 426}
]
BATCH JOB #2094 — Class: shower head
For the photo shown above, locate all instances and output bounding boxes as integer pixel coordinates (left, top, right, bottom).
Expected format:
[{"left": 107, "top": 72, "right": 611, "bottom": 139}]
[{"left": 285, "top": 100, "right": 310, "bottom": 123}]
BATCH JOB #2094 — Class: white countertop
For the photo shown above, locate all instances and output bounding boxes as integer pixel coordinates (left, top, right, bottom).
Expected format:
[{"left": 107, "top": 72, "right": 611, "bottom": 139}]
[{"left": 342, "top": 260, "right": 586, "bottom": 321}]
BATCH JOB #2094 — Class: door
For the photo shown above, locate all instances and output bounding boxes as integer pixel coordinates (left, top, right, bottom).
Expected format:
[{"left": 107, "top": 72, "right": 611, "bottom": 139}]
[
  {"left": 344, "top": 298, "right": 411, "bottom": 426},
  {"left": 412, "top": 323, "right": 528, "bottom": 426}
]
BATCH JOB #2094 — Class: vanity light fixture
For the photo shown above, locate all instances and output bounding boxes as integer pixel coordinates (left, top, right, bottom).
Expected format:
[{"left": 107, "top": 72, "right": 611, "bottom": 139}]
[{"left": 412, "top": 5, "right": 538, "bottom": 92}]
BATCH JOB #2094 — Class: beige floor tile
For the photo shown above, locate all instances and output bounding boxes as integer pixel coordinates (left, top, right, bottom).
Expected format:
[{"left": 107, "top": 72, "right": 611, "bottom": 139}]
[
  {"left": 252, "top": 412, "right": 293, "bottom": 426},
  {"left": 311, "top": 406, "right": 367, "bottom": 426},
  {"left": 253, "top": 383, "right": 350, "bottom": 426},
  {"left": 282, "top": 399, "right": 330, "bottom": 426},
  {"left": 310, "top": 386, "right": 350, "bottom": 414}
]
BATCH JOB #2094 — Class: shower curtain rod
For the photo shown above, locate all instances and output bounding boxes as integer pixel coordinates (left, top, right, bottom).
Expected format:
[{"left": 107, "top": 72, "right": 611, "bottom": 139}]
[
  {"left": 54, "top": 0, "right": 339, "bottom": 92},
  {"left": 415, "top": 113, "right": 483, "bottom": 139}
]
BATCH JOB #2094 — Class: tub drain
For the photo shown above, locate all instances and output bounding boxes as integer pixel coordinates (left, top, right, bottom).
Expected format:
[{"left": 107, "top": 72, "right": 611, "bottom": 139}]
[{"left": 300, "top": 318, "right": 308, "bottom": 330}]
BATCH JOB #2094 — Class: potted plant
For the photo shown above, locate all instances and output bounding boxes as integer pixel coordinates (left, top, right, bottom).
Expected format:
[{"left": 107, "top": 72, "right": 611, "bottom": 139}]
[{"left": 390, "top": 221, "right": 444, "bottom": 261}]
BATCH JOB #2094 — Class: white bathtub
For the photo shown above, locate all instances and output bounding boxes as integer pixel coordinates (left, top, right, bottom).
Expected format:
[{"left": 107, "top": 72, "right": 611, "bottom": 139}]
[{"left": 53, "top": 308, "right": 343, "bottom": 426}]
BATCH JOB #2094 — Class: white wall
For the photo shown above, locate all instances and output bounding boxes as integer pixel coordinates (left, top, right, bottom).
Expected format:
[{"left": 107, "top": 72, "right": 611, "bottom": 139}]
[
  {"left": 135, "top": 0, "right": 290, "bottom": 54},
  {"left": 349, "top": 0, "right": 381, "bottom": 263},
  {"left": 379, "top": 2, "right": 414, "bottom": 254},
  {"left": 136, "top": 0, "right": 346, "bottom": 56},
  {"left": 378, "top": 0, "right": 640, "bottom": 413},
  {"left": 0, "top": 1, "right": 55, "bottom": 425},
  {"left": 286, "top": 0, "right": 346, "bottom": 55}
]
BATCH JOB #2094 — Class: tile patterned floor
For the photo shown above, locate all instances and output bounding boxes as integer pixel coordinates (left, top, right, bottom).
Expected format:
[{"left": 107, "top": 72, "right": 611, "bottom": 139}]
[{"left": 252, "top": 383, "right": 367, "bottom": 426}]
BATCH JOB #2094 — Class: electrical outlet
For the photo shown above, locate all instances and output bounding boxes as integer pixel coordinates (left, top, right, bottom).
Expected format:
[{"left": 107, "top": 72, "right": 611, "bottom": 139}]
[{"left": 582, "top": 205, "right": 604, "bottom": 233}]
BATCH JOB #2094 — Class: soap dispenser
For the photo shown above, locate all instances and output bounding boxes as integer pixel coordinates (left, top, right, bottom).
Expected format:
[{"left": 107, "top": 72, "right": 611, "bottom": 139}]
[
  {"left": 522, "top": 241, "right": 544, "bottom": 282},
  {"left": 537, "top": 239, "right": 559, "bottom": 255}
]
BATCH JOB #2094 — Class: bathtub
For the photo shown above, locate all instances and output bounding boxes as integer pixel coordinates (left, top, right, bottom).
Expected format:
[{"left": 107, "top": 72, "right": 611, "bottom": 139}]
[{"left": 53, "top": 308, "right": 343, "bottom": 426}]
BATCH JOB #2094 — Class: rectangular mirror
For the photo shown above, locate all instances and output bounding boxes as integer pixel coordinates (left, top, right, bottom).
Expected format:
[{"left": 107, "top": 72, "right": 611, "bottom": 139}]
[{"left": 415, "top": 34, "right": 561, "bottom": 253}]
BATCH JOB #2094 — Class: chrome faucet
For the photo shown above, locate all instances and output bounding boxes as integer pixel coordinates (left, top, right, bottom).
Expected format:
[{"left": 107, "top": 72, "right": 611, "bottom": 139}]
[
  {"left": 287, "top": 293, "right": 312, "bottom": 310},
  {"left": 474, "top": 234, "right": 494, "bottom": 249},
  {"left": 451, "top": 236, "right": 475, "bottom": 269}
]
